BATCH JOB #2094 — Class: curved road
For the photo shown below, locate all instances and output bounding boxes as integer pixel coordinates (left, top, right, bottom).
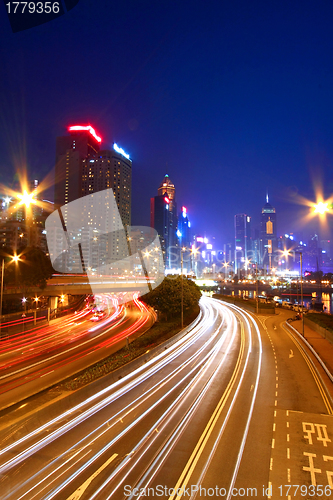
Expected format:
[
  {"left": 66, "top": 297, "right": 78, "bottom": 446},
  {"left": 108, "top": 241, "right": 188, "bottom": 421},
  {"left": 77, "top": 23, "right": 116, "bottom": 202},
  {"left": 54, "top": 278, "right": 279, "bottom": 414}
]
[
  {"left": 0, "top": 298, "right": 332, "bottom": 499},
  {"left": 0, "top": 293, "right": 154, "bottom": 411}
]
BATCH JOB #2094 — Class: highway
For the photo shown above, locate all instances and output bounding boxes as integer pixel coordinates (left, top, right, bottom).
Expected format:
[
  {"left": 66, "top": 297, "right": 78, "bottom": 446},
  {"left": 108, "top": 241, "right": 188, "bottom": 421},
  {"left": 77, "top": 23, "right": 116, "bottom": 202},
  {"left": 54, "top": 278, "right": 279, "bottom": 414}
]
[
  {"left": 0, "top": 298, "right": 332, "bottom": 499},
  {"left": 0, "top": 293, "right": 154, "bottom": 411}
]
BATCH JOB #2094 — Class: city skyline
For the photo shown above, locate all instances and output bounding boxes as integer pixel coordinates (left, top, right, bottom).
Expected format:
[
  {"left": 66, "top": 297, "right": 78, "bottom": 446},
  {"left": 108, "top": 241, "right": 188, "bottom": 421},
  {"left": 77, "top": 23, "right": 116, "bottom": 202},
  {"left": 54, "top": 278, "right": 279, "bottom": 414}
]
[{"left": 1, "top": 1, "right": 333, "bottom": 246}]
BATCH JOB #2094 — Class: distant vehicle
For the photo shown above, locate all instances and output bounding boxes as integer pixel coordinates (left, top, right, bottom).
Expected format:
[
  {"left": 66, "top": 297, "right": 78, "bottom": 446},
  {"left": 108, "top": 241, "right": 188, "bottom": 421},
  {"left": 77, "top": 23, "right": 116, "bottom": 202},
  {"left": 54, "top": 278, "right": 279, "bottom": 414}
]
[
  {"left": 90, "top": 311, "right": 105, "bottom": 321},
  {"left": 292, "top": 304, "right": 307, "bottom": 312},
  {"left": 282, "top": 301, "right": 293, "bottom": 309}
]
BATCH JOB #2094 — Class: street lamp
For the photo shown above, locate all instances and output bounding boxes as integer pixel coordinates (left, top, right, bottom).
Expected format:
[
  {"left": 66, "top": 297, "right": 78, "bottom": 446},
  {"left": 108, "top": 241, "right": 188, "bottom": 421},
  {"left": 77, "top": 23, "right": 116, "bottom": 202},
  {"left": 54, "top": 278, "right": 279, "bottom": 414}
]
[
  {"left": 181, "top": 247, "right": 186, "bottom": 328},
  {"left": 0, "top": 254, "right": 20, "bottom": 336},
  {"left": 298, "top": 251, "right": 304, "bottom": 337},
  {"left": 255, "top": 262, "right": 259, "bottom": 314},
  {"left": 313, "top": 201, "right": 330, "bottom": 215}
]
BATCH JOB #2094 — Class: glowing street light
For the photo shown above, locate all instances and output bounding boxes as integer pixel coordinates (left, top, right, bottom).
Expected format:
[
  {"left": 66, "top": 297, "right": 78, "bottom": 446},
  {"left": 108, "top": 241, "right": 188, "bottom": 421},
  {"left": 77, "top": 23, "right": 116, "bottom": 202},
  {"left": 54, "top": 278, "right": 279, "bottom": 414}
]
[
  {"left": 17, "top": 190, "right": 34, "bottom": 208},
  {"left": 0, "top": 254, "right": 21, "bottom": 335},
  {"left": 313, "top": 201, "right": 330, "bottom": 215}
]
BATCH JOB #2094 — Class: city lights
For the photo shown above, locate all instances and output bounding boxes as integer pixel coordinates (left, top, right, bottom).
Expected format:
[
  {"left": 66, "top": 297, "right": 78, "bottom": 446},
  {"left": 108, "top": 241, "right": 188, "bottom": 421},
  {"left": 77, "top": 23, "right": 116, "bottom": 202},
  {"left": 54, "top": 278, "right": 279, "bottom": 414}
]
[
  {"left": 17, "top": 190, "right": 34, "bottom": 208},
  {"left": 314, "top": 201, "right": 330, "bottom": 215},
  {"left": 68, "top": 125, "right": 102, "bottom": 143},
  {"left": 113, "top": 143, "right": 130, "bottom": 159}
]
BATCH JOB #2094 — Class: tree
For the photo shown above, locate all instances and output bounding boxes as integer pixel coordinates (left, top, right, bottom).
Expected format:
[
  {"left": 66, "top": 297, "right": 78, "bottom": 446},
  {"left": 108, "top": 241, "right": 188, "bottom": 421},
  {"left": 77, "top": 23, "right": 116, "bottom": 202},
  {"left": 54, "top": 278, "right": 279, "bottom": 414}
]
[
  {"left": 142, "top": 276, "right": 201, "bottom": 321},
  {"left": 4, "top": 246, "right": 53, "bottom": 289}
]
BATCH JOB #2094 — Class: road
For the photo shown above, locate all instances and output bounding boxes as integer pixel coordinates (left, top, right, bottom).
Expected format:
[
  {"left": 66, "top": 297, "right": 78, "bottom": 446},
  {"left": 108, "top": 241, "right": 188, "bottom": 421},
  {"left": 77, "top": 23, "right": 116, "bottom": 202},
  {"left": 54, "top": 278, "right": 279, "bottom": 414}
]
[
  {"left": 0, "top": 298, "right": 332, "bottom": 499},
  {"left": 0, "top": 293, "right": 154, "bottom": 411}
]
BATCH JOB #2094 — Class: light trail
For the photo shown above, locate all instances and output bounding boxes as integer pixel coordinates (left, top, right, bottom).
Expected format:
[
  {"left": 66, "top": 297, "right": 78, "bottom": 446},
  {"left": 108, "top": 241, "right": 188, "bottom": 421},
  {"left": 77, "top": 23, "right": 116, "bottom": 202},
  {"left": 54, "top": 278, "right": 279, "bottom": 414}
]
[
  {"left": 0, "top": 298, "right": 223, "bottom": 498},
  {"left": 0, "top": 297, "right": 264, "bottom": 500}
]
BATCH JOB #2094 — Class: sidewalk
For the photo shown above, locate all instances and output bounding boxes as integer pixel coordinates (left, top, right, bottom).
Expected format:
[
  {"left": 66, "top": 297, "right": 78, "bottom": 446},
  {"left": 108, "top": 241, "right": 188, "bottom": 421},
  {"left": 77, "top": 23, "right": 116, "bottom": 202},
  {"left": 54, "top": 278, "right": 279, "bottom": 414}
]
[{"left": 291, "top": 319, "right": 333, "bottom": 375}]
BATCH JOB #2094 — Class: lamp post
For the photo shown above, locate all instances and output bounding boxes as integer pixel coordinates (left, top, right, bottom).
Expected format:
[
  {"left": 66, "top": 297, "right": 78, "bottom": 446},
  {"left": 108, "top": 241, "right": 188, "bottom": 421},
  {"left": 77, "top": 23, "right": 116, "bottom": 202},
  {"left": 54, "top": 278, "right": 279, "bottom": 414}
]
[
  {"left": 300, "top": 251, "right": 304, "bottom": 337},
  {"left": 0, "top": 254, "right": 20, "bottom": 337},
  {"left": 255, "top": 262, "right": 259, "bottom": 314},
  {"left": 181, "top": 247, "right": 185, "bottom": 328},
  {"left": 0, "top": 259, "right": 4, "bottom": 336}
]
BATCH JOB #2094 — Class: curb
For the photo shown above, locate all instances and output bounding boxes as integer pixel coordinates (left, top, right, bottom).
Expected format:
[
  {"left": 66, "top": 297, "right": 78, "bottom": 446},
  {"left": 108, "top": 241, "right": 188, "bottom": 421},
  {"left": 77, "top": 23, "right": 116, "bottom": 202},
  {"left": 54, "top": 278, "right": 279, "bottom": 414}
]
[{"left": 285, "top": 321, "right": 333, "bottom": 384}]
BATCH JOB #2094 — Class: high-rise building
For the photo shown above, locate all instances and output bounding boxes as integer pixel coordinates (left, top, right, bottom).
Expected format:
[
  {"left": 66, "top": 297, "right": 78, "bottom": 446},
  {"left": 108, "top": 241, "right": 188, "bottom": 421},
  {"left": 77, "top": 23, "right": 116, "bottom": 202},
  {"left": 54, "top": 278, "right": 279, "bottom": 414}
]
[
  {"left": 51, "top": 126, "right": 132, "bottom": 272},
  {"left": 150, "top": 174, "right": 178, "bottom": 269},
  {"left": 234, "top": 213, "right": 252, "bottom": 273},
  {"left": 81, "top": 146, "right": 132, "bottom": 226},
  {"left": 177, "top": 206, "right": 191, "bottom": 249},
  {"left": 55, "top": 125, "right": 101, "bottom": 208},
  {"left": 260, "top": 194, "right": 277, "bottom": 270}
]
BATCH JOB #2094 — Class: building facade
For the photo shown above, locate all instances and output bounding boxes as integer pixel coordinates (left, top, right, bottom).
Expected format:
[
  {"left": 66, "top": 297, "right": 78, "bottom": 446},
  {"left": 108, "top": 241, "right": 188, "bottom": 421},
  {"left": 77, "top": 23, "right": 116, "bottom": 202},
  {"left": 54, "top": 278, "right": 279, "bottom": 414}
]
[
  {"left": 260, "top": 195, "right": 277, "bottom": 270},
  {"left": 150, "top": 175, "right": 178, "bottom": 270},
  {"left": 234, "top": 213, "right": 252, "bottom": 273}
]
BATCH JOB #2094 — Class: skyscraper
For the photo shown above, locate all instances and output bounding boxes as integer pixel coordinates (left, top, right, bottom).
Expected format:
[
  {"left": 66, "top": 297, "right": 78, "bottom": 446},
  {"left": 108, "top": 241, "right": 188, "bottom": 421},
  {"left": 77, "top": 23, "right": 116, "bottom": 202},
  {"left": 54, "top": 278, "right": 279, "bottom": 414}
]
[
  {"left": 234, "top": 213, "right": 252, "bottom": 273},
  {"left": 150, "top": 174, "right": 178, "bottom": 269},
  {"left": 51, "top": 126, "right": 132, "bottom": 272},
  {"left": 81, "top": 146, "right": 132, "bottom": 226},
  {"left": 55, "top": 125, "right": 101, "bottom": 207},
  {"left": 260, "top": 194, "right": 277, "bottom": 270}
]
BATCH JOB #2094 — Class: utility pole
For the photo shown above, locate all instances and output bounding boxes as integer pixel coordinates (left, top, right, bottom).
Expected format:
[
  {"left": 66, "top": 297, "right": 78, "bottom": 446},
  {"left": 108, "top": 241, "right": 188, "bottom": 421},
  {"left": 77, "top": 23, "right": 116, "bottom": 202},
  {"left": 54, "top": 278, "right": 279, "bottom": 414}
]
[
  {"left": 300, "top": 251, "right": 304, "bottom": 337},
  {"left": 0, "top": 259, "right": 4, "bottom": 337},
  {"left": 181, "top": 248, "right": 184, "bottom": 328},
  {"left": 256, "top": 261, "right": 259, "bottom": 314}
]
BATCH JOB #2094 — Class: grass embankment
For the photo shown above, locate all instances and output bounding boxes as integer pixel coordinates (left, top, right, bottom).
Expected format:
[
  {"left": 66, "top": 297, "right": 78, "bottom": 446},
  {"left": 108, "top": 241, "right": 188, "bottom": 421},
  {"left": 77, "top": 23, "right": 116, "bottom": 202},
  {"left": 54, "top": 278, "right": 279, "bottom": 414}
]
[
  {"left": 56, "top": 306, "right": 200, "bottom": 392},
  {"left": 306, "top": 313, "right": 333, "bottom": 334}
]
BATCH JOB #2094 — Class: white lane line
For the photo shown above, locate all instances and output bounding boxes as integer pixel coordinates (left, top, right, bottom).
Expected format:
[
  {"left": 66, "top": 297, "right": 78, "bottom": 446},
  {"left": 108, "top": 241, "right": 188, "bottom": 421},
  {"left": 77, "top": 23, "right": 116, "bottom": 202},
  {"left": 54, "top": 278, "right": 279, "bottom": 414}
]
[
  {"left": 287, "top": 448, "right": 290, "bottom": 459},
  {"left": 272, "top": 439, "right": 275, "bottom": 449},
  {"left": 66, "top": 453, "right": 118, "bottom": 500}
]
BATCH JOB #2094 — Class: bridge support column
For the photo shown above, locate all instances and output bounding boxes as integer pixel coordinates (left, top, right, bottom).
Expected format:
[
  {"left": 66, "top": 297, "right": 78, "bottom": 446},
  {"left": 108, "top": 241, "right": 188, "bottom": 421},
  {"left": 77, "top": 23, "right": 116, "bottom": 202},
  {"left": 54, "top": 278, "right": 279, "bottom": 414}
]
[{"left": 49, "top": 296, "right": 58, "bottom": 310}]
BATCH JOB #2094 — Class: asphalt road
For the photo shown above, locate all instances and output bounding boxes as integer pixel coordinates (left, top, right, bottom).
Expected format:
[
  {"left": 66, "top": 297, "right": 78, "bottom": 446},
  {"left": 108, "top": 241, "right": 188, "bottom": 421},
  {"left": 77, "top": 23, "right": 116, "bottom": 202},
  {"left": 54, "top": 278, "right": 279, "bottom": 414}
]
[
  {"left": 0, "top": 293, "right": 154, "bottom": 411},
  {"left": 0, "top": 298, "right": 332, "bottom": 500}
]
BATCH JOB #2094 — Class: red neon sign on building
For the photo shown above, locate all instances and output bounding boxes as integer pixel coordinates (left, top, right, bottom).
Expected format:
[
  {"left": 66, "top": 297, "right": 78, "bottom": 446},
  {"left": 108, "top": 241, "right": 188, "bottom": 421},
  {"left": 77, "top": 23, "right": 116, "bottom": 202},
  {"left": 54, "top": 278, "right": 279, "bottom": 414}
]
[{"left": 68, "top": 125, "right": 102, "bottom": 143}]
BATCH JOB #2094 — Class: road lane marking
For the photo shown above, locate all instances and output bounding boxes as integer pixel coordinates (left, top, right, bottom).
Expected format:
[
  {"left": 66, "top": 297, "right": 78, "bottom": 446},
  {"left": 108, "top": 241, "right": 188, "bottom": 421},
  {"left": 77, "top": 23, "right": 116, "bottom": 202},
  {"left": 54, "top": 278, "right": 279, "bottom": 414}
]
[
  {"left": 167, "top": 320, "right": 246, "bottom": 500},
  {"left": 66, "top": 453, "right": 118, "bottom": 500},
  {"left": 272, "top": 439, "right": 275, "bottom": 449},
  {"left": 283, "top": 324, "right": 333, "bottom": 414}
]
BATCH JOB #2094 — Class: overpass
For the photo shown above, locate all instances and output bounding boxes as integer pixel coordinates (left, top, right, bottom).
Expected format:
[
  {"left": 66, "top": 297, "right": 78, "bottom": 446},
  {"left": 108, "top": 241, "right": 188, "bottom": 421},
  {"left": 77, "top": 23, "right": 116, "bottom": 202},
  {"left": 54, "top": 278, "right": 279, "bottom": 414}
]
[{"left": 3, "top": 275, "right": 159, "bottom": 298}]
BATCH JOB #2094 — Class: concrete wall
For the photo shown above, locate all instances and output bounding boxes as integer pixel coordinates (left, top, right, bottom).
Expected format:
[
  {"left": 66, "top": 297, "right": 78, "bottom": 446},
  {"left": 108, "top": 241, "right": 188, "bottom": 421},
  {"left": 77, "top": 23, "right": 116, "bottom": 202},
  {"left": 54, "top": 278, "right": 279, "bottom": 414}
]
[{"left": 304, "top": 316, "right": 333, "bottom": 345}]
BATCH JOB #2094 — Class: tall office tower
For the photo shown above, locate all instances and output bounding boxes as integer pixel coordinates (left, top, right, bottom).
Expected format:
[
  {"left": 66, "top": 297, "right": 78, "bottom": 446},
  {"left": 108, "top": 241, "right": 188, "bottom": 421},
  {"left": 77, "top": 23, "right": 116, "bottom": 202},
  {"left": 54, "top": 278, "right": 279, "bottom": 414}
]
[
  {"left": 81, "top": 145, "right": 132, "bottom": 226},
  {"left": 157, "top": 174, "right": 175, "bottom": 209},
  {"left": 234, "top": 213, "right": 252, "bottom": 273},
  {"left": 260, "top": 194, "right": 277, "bottom": 270},
  {"left": 177, "top": 206, "right": 191, "bottom": 248},
  {"left": 55, "top": 125, "right": 101, "bottom": 208},
  {"left": 150, "top": 174, "right": 178, "bottom": 270}
]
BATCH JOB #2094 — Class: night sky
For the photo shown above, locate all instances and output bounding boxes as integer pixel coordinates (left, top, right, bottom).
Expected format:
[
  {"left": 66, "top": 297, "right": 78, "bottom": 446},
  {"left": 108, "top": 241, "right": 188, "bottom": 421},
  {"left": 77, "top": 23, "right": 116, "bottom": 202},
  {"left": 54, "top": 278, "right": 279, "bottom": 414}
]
[{"left": 1, "top": 0, "right": 333, "bottom": 247}]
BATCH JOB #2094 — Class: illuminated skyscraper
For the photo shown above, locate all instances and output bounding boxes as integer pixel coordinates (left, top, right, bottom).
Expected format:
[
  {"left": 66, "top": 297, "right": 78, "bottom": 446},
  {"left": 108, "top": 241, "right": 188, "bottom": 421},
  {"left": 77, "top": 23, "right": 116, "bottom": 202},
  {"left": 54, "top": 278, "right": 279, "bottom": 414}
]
[
  {"left": 151, "top": 174, "right": 178, "bottom": 269},
  {"left": 260, "top": 194, "right": 277, "bottom": 269},
  {"left": 55, "top": 125, "right": 101, "bottom": 207},
  {"left": 81, "top": 146, "right": 132, "bottom": 226},
  {"left": 234, "top": 214, "right": 252, "bottom": 273}
]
